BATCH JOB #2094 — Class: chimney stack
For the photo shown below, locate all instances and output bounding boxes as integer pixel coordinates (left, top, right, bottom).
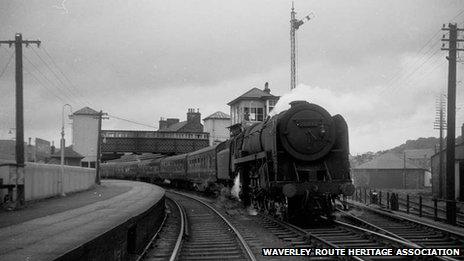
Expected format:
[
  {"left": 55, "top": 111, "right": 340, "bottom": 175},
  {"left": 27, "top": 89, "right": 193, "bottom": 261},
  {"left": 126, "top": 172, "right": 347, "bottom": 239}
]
[
  {"left": 187, "top": 108, "right": 201, "bottom": 124},
  {"left": 159, "top": 117, "right": 168, "bottom": 130},
  {"left": 263, "top": 82, "right": 270, "bottom": 94}
]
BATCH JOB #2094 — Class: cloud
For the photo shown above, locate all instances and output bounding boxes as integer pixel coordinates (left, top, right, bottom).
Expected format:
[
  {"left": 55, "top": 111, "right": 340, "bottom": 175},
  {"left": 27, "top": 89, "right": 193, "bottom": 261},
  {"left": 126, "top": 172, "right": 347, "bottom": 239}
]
[{"left": 0, "top": 0, "right": 461, "bottom": 154}]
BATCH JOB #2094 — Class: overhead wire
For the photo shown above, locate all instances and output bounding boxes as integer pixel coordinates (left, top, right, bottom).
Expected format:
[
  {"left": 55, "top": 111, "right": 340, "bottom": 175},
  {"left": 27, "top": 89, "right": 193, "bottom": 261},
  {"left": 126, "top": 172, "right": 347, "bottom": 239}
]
[
  {"left": 23, "top": 53, "right": 77, "bottom": 104},
  {"left": 28, "top": 47, "right": 87, "bottom": 107},
  {"left": 107, "top": 114, "right": 154, "bottom": 129},
  {"left": 0, "top": 51, "right": 14, "bottom": 79},
  {"left": 37, "top": 47, "right": 155, "bottom": 129},
  {"left": 24, "top": 66, "right": 67, "bottom": 104},
  {"left": 40, "top": 47, "right": 96, "bottom": 107},
  {"left": 379, "top": 6, "right": 464, "bottom": 94}
]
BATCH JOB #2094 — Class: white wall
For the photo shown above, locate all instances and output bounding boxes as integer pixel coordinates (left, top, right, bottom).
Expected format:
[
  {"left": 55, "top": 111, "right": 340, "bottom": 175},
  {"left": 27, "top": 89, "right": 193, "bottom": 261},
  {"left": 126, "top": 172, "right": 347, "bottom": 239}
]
[
  {"left": 72, "top": 115, "right": 99, "bottom": 163},
  {"left": 25, "top": 163, "right": 95, "bottom": 201},
  {"left": 204, "top": 118, "right": 230, "bottom": 145},
  {"left": 0, "top": 163, "right": 95, "bottom": 201}
]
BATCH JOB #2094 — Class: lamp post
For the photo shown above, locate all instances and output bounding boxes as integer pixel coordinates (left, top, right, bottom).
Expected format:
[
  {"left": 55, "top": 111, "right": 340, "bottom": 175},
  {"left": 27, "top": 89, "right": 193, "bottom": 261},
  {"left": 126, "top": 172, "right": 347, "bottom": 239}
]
[{"left": 60, "top": 104, "right": 72, "bottom": 196}]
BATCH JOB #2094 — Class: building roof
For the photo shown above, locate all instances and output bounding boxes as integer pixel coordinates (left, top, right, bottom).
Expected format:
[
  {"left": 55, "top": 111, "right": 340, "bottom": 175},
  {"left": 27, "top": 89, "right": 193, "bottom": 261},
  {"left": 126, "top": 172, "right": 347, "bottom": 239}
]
[
  {"left": 203, "top": 111, "right": 230, "bottom": 120},
  {"left": 354, "top": 152, "right": 425, "bottom": 170},
  {"left": 73, "top": 106, "right": 99, "bottom": 116},
  {"left": 51, "top": 146, "right": 84, "bottom": 159},
  {"left": 227, "top": 87, "right": 278, "bottom": 105},
  {"left": 161, "top": 121, "right": 188, "bottom": 132}
]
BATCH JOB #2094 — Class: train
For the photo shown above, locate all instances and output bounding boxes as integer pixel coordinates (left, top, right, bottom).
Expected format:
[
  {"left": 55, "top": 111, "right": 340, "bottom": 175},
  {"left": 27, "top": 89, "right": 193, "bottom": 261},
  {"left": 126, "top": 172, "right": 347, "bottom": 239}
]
[{"left": 101, "top": 100, "right": 354, "bottom": 222}]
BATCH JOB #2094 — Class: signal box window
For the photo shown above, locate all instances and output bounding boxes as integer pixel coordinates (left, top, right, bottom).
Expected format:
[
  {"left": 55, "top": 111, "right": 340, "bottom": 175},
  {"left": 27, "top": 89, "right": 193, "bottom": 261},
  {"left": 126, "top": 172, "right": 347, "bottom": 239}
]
[{"left": 244, "top": 107, "right": 264, "bottom": 121}]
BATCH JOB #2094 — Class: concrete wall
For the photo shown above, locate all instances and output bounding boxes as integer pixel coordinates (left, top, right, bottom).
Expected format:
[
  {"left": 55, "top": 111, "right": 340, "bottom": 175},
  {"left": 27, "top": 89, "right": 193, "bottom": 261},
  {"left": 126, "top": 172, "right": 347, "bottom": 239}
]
[
  {"left": 1, "top": 163, "right": 95, "bottom": 202},
  {"left": 25, "top": 163, "right": 95, "bottom": 201}
]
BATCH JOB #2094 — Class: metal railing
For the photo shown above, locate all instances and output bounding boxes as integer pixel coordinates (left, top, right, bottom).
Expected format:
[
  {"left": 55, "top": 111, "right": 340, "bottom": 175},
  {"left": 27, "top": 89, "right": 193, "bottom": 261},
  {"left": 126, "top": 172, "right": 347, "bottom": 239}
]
[{"left": 349, "top": 187, "right": 464, "bottom": 226}]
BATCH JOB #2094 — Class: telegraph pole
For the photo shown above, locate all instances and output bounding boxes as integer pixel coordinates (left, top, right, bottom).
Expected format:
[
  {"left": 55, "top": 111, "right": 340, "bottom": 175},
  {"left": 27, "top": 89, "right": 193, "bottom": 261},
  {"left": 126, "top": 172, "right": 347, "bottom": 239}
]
[
  {"left": 441, "top": 23, "right": 464, "bottom": 225},
  {"left": 434, "top": 94, "right": 446, "bottom": 198},
  {"left": 0, "top": 34, "right": 40, "bottom": 207},
  {"left": 95, "top": 111, "right": 108, "bottom": 185},
  {"left": 290, "top": 2, "right": 312, "bottom": 90}
]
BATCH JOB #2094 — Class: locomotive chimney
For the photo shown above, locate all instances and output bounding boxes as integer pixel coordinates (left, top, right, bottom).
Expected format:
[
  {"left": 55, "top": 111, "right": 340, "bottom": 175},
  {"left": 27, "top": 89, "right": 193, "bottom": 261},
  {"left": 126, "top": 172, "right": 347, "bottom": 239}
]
[{"left": 289, "top": 100, "right": 308, "bottom": 107}]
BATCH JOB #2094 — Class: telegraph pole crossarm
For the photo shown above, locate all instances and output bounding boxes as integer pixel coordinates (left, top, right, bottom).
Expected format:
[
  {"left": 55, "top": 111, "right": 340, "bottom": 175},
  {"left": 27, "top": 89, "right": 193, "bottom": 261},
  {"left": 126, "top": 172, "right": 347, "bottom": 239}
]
[{"left": 0, "top": 34, "right": 41, "bottom": 207}]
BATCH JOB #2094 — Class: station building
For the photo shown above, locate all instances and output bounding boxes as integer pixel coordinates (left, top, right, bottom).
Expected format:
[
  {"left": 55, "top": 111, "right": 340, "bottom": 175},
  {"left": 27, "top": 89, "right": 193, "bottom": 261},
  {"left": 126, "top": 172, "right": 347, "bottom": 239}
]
[
  {"left": 203, "top": 111, "right": 230, "bottom": 146},
  {"left": 431, "top": 144, "right": 464, "bottom": 200},
  {"left": 352, "top": 152, "right": 427, "bottom": 189},
  {"left": 49, "top": 146, "right": 84, "bottom": 166}
]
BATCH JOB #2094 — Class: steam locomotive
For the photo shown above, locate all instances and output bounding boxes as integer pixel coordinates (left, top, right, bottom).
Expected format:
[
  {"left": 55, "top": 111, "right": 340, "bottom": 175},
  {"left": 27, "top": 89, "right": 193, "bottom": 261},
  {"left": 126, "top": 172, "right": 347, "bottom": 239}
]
[{"left": 101, "top": 100, "right": 354, "bottom": 221}]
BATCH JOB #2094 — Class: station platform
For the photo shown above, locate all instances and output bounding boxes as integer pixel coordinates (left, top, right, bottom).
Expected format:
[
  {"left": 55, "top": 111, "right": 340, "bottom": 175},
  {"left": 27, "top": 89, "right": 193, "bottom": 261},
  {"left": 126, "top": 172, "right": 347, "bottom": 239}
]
[{"left": 0, "top": 179, "right": 165, "bottom": 261}]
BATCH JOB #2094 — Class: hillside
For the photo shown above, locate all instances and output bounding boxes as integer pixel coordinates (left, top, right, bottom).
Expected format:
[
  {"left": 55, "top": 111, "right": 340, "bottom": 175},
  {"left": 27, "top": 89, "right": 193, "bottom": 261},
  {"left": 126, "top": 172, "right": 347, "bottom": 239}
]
[{"left": 351, "top": 135, "right": 462, "bottom": 168}]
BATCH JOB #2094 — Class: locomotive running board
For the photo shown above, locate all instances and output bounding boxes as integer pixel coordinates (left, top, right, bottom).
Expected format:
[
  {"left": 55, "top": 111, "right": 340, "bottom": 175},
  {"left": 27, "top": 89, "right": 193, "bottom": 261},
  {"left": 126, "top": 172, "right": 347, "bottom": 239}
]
[{"left": 233, "top": 151, "right": 267, "bottom": 164}]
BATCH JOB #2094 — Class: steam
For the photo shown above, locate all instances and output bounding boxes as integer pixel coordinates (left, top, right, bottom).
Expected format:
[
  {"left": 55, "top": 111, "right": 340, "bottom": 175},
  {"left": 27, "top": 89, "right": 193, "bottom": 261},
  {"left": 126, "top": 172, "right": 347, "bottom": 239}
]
[
  {"left": 269, "top": 84, "right": 348, "bottom": 117},
  {"left": 231, "top": 173, "right": 241, "bottom": 201},
  {"left": 268, "top": 85, "right": 304, "bottom": 117}
]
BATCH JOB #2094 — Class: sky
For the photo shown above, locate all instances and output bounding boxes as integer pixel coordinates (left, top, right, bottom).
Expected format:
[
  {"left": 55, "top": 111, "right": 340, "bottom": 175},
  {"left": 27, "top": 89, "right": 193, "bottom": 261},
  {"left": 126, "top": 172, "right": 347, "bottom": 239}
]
[{"left": 0, "top": 0, "right": 463, "bottom": 155}]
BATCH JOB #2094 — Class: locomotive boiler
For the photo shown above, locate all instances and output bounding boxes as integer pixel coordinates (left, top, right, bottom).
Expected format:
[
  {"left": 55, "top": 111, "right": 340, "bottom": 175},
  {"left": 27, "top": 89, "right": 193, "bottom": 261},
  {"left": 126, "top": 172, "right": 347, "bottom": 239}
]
[{"left": 230, "top": 100, "right": 354, "bottom": 221}]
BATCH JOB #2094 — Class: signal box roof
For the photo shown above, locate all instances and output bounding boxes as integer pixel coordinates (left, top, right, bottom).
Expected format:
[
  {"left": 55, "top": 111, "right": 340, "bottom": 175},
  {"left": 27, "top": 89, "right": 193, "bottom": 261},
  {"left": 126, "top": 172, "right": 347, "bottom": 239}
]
[{"left": 227, "top": 88, "right": 279, "bottom": 106}]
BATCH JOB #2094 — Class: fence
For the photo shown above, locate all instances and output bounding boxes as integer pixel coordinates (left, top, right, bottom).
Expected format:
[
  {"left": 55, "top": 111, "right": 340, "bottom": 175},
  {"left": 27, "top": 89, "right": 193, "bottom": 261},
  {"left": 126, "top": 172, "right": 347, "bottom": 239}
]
[{"left": 350, "top": 187, "right": 464, "bottom": 225}]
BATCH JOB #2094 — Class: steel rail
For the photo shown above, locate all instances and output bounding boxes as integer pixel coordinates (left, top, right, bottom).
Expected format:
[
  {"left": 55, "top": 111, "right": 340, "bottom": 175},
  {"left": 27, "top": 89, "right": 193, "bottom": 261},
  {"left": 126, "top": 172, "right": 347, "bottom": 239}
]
[
  {"left": 260, "top": 214, "right": 365, "bottom": 261},
  {"left": 168, "top": 197, "right": 186, "bottom": 261},
  {"left": 135, "top": 211, "right": 168, "bottom": 261},
  {"left": 342, "top": 203, "right": 462, "bottom": 261},
  {"left": 170, "top": 190, "right": 257, "bottom": 261}
]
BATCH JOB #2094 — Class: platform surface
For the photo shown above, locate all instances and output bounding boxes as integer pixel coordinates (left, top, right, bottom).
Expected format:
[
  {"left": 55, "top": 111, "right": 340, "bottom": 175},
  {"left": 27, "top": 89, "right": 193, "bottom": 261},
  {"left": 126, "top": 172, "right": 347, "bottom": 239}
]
[{"left": 0, "top": 179, "right": 165, "bottom": 261}]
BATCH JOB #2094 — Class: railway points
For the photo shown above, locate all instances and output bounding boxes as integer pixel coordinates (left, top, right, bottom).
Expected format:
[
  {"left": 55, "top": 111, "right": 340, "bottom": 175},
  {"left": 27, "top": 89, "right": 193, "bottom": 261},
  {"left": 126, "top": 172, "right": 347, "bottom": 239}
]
[
  {"left": 0, "top": 180, "right": 165, "bottom": 261},
  {"left": 339, "top": 201, "right": 464, "bottom": 260},
  {"left": 144, "top": 189, "right": 463, "bottom": 260}
]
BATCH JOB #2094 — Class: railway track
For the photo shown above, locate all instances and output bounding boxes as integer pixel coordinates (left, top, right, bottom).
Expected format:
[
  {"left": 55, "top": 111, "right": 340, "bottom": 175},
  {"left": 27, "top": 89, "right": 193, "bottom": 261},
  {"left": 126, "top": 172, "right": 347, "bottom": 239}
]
[
  {"left": 340, "top": 202, "right": 464, "bottom": 261},
  {"left": 148, "top": 191, "right": 256, "bottom": 261},
  {"left": 260, "top": 213, "right": 425, "bottom": 260},
  {"left": 140, "top": 197, "right": 183, "bottom": 261},
  {"left": 140, "top": 190, "right": 462, "bottom": 260}
]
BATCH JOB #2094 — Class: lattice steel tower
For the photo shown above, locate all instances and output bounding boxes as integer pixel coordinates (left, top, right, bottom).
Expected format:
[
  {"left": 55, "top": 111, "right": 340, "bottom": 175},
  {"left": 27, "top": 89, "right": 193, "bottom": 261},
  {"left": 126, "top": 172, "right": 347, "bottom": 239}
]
[{"left": 290, "top": 3, "right": 312, "bottom": 90}]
